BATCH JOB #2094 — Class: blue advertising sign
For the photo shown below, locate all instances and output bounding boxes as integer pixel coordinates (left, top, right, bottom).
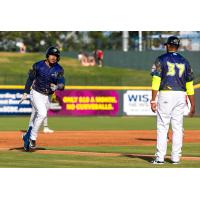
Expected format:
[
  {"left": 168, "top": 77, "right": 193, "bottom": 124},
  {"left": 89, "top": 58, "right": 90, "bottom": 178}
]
[{"left": 0, "top": 89, "right": 32, "bottom": 115}]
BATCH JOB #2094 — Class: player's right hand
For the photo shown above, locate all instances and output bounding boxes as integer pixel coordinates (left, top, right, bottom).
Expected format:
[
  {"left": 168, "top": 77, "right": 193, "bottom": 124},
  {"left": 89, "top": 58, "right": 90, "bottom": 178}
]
[
  {"left": 19, "top": 93, "right": 27, "bottom": 104},
  {"left": 150, "top": 100, "right": 157, "bottom": 112}
]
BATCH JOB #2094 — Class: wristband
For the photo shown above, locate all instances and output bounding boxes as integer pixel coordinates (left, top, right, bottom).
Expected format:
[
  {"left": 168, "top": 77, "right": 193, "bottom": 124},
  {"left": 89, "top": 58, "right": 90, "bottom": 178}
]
[{"left": 150, "top": 100, "right": 156, "bottom": 104}]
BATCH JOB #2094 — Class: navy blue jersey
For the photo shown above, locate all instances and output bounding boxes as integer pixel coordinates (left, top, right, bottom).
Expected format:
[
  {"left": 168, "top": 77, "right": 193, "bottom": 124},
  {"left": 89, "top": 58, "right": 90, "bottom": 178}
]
[
  {"left": 151, "top": 52, "right": 194, "bottom": 91},
  {"left": 24, "top": 60, "right": 65, "bottom": 95}
]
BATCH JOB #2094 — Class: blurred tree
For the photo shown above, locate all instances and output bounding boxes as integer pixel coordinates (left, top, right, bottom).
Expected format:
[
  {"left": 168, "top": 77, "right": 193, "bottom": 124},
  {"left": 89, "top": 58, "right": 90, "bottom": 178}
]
[
  {"left": 0, "top": 31, "right": 67, "bottom": 52},
  {"left": 88, "top": 32, "right": 109, "bottom": 50},
  {"left": 0, "top": 31, "right": 181, "bottom": 52}
]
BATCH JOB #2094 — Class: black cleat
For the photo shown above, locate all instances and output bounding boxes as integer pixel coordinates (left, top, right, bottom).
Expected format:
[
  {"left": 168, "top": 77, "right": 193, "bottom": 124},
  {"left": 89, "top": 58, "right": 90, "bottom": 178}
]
[
  {"left": 151, "top": 159, "right": 164, "bottom": 164},
  {"left": 171, "top": 161, "right": 180, "bottom": 165}
]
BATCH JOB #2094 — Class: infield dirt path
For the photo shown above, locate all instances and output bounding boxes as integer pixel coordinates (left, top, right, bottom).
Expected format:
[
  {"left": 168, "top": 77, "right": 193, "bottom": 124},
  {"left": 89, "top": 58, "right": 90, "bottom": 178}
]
[
  {"left": 0, "top": 130, "right": 200, "bottom": 148},
  {"left": 0, "top": 130, "right": 200, "bottom": 161}
]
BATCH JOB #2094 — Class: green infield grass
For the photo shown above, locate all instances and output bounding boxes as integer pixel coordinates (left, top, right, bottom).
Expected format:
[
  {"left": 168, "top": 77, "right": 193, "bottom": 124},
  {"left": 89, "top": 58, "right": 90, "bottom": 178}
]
[
  {"left": 0, "top": 116, "right": 199, "bottom": 131},
  {"left": 46, "top": 143, "right": 200, "bottom": 157},
  {"left": 0, "top": 143, "right": 199, "bottom": 168},
  {"left": 0, "top": 116, "right": 199, "bottom": 168}
]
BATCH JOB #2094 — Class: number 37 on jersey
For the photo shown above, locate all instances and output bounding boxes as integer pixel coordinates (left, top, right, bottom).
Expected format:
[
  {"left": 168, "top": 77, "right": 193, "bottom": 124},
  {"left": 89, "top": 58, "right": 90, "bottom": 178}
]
[{"left": 166, "top": 61, "right": 185, "bottom": 78}]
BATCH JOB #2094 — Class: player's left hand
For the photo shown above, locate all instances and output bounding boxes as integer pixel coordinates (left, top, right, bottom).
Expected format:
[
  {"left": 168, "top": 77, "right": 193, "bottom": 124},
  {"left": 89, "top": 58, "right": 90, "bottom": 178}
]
[
  {"left": 188, "top": 105, "right": 195, "bottom": 117},
  {"left": 50, "top": 83, "right": 58, "bottom": 91}
]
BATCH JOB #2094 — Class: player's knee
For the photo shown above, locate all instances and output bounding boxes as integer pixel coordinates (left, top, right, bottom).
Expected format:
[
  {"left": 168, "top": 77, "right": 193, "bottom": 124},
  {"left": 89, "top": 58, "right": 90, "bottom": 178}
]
[{"left": 37, "top": 112, "right": 47, "bottom": 121}]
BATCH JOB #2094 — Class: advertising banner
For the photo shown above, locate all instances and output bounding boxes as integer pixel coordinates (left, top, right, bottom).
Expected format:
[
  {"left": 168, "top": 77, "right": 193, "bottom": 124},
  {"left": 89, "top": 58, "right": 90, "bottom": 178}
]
[
  {"left": 123, "top": 90, "right": 190, "bottom": 116},
  {"left": 0, "top": 89, "right": 32, "bottom": 115},
  {"left": 123, "top": 90, "right": 155, "bottom": 116},
  {"left": 0, "top": 88, "right": 191, "bottom": 116},
  {"left": 48, "top": 90, "right": 119, "bottom": 116}
]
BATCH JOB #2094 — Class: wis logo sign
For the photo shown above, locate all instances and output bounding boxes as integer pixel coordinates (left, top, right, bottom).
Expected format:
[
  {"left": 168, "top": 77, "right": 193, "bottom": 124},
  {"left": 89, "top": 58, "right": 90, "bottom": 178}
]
[
  {"left": 123, "top": 90, "right": 155, "bottom": 116},
  {"left": 128, "top": 94, "right": 149, "bottom": 103}
]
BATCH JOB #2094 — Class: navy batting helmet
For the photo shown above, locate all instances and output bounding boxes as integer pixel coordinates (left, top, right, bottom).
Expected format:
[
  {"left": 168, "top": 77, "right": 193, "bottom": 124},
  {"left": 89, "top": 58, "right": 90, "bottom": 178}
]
[
  {"left": 164, "top": 36, "right": 180, "bottom": 48},
  {"left": 46, "top": 46, "right": 60, "bottom": 61}
]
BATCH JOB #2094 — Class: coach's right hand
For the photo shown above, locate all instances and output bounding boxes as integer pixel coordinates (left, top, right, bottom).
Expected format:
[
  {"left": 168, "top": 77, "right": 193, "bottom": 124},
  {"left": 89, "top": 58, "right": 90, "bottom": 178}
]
[{"left": 150, "top": 100, "right": 157, "bottom": 112}]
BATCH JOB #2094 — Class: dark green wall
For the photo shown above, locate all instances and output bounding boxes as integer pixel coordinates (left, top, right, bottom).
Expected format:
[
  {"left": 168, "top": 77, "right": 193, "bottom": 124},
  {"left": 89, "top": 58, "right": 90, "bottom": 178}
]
[
  {"left": 63, "top": 51, "right": 200, "bottom": 75},
  {"left": 103, "top": 51, "right": 200, "bottom": 75}
]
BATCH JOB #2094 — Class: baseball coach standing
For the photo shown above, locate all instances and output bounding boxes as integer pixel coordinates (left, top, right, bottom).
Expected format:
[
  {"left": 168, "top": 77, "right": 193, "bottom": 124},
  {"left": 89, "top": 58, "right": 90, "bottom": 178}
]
[{"left": 150, "top": 36, "right": 195, "bottom": 164}]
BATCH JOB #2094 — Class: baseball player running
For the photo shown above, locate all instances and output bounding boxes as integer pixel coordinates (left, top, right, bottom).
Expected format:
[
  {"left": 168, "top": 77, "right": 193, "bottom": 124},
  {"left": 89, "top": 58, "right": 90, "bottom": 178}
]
[
  {"left": 21, "top": 46, "right": 65, "bottom": 151},
  {"left": 150, "top": 36, "right": 195, "bottom": 164},
  {"left": 29, "top": 110, "right": 54, "bottom": 133}
]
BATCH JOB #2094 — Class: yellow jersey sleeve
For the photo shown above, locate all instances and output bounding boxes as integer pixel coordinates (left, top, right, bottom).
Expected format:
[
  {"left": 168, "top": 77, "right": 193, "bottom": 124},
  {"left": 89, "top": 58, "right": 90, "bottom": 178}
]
[
  {"left": 186, "top": 81, "right": 194, "bottom": 95},
  {"left": 152, "top": 76, "right": 161, "bottom": 90}
]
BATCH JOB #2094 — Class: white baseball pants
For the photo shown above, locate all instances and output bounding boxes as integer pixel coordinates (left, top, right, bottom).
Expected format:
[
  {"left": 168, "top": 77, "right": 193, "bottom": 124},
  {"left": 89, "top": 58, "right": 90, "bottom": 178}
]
[
  {"left": 29, "top": 109, "right": 48, "bottom": 128},
  {"left": 156, "top": 91, "right": 186, "bottom": 162},
  {"left": 29, "top": 89, "right": 51, "bottom": 140}
]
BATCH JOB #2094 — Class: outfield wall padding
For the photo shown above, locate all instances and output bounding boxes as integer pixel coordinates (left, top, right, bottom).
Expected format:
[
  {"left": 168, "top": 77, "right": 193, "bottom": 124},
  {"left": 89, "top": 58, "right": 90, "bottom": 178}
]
[{"left": 1, "top": 87, "right": 200, "bottom": 116}]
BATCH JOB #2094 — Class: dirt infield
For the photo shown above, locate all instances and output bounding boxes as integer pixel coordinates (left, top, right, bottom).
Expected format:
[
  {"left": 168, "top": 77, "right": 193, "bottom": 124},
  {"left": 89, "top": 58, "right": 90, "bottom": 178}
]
[
  {"left": 0, "top": 130, "right": 200, "bottom": 148},
  {"left": 0, "top": 130, "right": 200, "bottom": 161}
]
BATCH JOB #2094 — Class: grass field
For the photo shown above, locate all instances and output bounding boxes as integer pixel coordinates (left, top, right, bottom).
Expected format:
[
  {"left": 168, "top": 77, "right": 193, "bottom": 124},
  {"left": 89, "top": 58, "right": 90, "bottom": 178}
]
[
  {"left": 0, "top": 52, "right": 151, "bottom": 86},
  {"left": 0, "top": 116, "right": 199, "bottom": 131},
  {"left": 0, "top": 144, "right": 200, "bottom": 168},
  {"left": 0, "top": 116, "right": 199, "bottom": 168},
  {"left": 0, "top": 52, "right": 199, "bottom": 168}
]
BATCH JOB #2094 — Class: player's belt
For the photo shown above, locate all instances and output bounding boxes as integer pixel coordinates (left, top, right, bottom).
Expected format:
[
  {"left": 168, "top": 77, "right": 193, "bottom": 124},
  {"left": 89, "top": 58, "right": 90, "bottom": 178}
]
[
  {"left": 33, "top": 87, "right": 49, "bottom": 96},
  {"left": 160, "top": 89, "right": 186, "bottom": 92}
]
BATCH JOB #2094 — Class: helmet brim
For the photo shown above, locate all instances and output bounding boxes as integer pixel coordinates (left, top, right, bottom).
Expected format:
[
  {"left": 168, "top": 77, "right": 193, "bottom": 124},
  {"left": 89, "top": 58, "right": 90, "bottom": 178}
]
[{"left": 164, "top": 42, "right": 179, "bottom": 47}]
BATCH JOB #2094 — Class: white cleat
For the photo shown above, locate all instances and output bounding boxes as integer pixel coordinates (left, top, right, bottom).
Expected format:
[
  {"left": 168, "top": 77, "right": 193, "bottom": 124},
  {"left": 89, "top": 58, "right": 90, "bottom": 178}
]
[{"left": 43, "top": 127, "right": 54, "bottom": 133}]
